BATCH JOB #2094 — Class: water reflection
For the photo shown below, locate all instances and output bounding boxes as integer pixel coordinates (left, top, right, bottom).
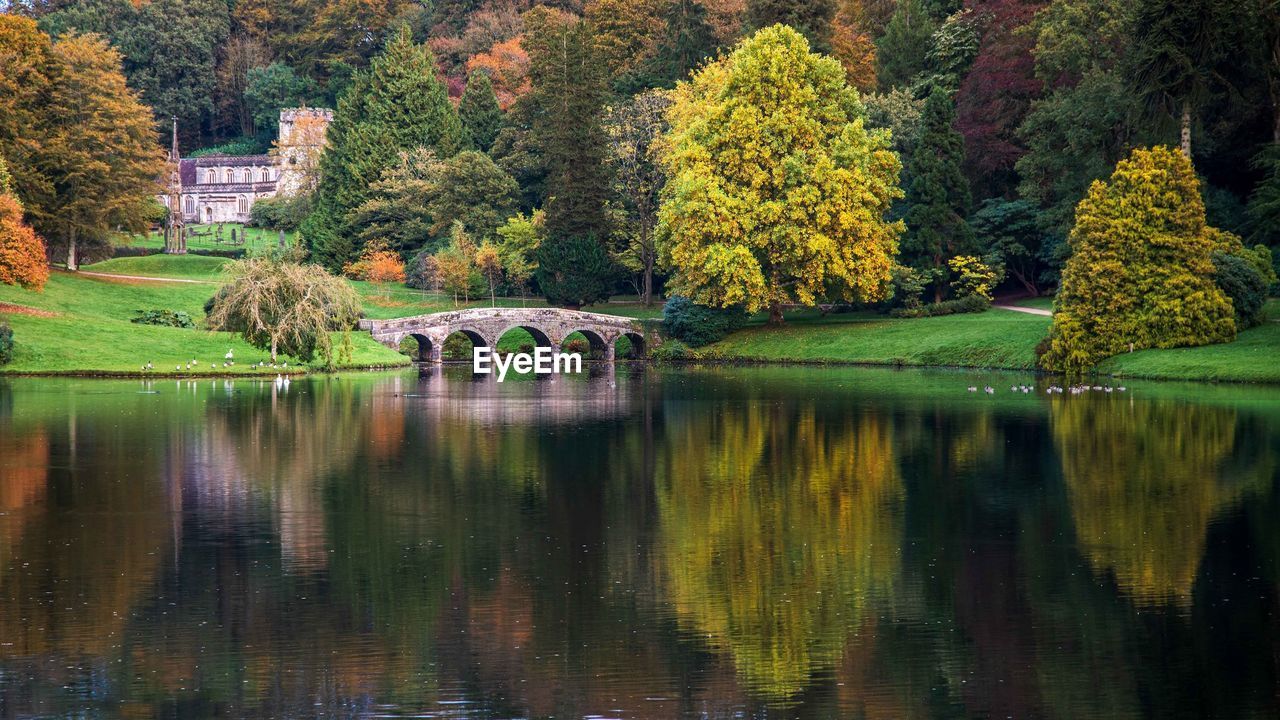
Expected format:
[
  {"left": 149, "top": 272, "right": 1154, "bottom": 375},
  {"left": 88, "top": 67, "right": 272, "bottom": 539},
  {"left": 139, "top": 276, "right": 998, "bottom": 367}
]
[{"left": 0, "top": 370, "right": 1276, "bottom": 717}]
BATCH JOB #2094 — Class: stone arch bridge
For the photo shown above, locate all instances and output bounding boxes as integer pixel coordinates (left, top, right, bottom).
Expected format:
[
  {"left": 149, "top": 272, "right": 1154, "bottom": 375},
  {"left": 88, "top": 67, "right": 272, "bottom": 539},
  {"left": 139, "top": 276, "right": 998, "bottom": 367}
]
[{"left": 359, "top": 308, "right": 650, "bottom": 363}]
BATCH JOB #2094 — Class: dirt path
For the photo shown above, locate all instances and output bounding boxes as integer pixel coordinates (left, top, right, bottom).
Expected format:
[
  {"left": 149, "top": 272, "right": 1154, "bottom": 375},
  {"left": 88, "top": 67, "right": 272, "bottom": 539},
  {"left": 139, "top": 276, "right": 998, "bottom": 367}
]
[
  {"left": 75, "top": 270, "right": 215, "bottom": 284},
  {"left": 993, "top": 304, "right": 1052, "bottom": 317}
]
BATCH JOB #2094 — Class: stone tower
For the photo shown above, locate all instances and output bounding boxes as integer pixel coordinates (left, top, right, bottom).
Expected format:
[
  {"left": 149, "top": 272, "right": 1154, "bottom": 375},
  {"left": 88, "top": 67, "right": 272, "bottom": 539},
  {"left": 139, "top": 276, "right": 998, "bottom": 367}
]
[
  {"left": 163, "top": 116, "right": 186, "bottom": 255},
  {"left": 275, "top": 107, "right": 333, "bottom": 196}
]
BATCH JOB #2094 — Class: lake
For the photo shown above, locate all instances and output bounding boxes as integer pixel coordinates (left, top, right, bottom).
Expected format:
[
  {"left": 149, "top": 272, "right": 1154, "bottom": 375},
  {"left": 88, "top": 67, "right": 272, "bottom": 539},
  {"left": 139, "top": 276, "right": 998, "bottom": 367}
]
[{"left": 1, "top": 367, "right": 1278, "bottom": 718}]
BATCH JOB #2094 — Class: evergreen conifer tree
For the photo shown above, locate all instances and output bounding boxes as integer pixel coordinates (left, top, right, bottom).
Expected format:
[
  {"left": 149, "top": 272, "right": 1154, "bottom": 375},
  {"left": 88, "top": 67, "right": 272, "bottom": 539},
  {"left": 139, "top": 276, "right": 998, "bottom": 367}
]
[
  {"left": 746, "top": 0, "right": 836, "bottom": 53},
  {"left": 903, "top": 86, "right": 975, "bottom": 299},
  {"left": 303, "top": 26, "right": 463, "bottom": 270},
  {"left": 875, "top": 0, "right": 937, "bottom": 88},
  {"left": 459, "top": 71, "right": 503, "bottom": 153},
  {"left": 649, "top": 0, "right": 719, "bottom": 87},
  {"left": 523, "top": 8, "right": 615, "bottom": 305}
]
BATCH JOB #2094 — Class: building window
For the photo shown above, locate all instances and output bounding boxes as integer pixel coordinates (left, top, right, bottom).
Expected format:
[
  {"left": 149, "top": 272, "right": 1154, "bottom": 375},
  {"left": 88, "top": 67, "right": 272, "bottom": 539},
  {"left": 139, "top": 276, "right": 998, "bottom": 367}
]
[
  {"left": 240, "top": 169, "right": 249, "bottom": 183},
  {"left": 238, "top": 196, "right": 248, "bottom": 213},
  {"left": 261, "top": 168, "right": 270, "bottom": 182},
  {"left": 225, "top": 169, "right": 234, "bottom": 183},
  {"left": 184, "top": 196, "right": 194, "bottom": 214}
]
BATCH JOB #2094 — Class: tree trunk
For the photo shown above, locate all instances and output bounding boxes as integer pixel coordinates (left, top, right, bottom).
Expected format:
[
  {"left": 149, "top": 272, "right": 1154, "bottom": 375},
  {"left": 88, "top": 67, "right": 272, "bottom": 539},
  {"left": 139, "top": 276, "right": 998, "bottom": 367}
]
[
  {"left": 270, "top": 338, "right": 278, "bottom": 363},
  {"left": 66, "top": 230, "right": 78, "bottom": 272},
  {"left": 768, "top": 301, "right": 784, "bottom": 325},
  {"left": 1180, "top": 99, "right": 1192, "bottom": 159},
  {"left": 643, "top": 254, "right": 654, "bottom": 307}
]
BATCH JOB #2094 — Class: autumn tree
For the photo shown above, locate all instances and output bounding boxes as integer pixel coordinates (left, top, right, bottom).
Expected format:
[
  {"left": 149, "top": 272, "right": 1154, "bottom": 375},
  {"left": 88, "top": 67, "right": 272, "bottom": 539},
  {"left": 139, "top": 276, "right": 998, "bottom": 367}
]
[
  {"left": 432, "top": 221, "right": 479, "bottom": 305},
  {"left": 303, "top": 26, "right": 463, "bottom": 270},
  {"left": 746, "top": 0, "right": 836, "bottom": 53},
  {"left": 1040, "top": 147, "right": 1236, "bottom": 373},
  {"left": 465, "top": 36, "right": 530, "bottom": 109},
  {"left": 659, "top": 26, "right": 903, "bottom": 323},
  {"left": 0, "top": 15, "right": 51, "bottom": 207},
  {"left": 0, "top": 184, "right": 49, "bottom": 291},
  {"left": 343, "top": 239, "right": 407, "bottom": 297},
  {"left": 524, "top": 7, "right": 616, "bottom": 304},
  {"left": 21, "top": 32, "right": 164, "bottom": 270},
  {"left": 903, "top": 86, "right": 976, "bottom": 300},
  {"left": 475, "top": 241, "right": 503, "bottom": 305},
  {"left": 458, "top": 70, "right": 503, "bottom": 152},
  {"left": 606, "top": 89, "right": 671, "bottom": 306}
]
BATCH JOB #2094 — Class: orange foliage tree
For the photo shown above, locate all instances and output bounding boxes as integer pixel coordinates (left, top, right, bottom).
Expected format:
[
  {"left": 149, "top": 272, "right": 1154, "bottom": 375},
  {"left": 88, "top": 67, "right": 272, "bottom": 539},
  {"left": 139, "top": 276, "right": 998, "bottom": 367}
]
[
  {"left": 0, "top": 192, "right": 49, "bottom": 291},
  {"left": 343, "top": 240, "right": 405, "bottom": 296},
  {"left": 466, "top": 36, "right": 530, "bottom": 109}
]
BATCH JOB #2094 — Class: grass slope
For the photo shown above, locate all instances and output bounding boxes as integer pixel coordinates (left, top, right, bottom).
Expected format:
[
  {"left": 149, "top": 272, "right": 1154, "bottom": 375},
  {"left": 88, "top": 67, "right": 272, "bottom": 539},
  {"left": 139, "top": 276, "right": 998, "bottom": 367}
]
[
  {"left": 0, "top": 266, "right": 407, "bottom": 375},
  {"left": 1100, "top": 300, "right": 1280, "bottom": 382},
  {"left": 704, "top": 307, "right": 1050, "bottom": 369}
]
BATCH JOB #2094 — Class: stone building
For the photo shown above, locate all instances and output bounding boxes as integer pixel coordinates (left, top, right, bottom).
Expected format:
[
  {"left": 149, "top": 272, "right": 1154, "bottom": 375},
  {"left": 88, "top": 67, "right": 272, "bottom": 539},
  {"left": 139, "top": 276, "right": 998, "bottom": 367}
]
[{"left": 159, "top": 108, "right": 332, "bottom": 225}]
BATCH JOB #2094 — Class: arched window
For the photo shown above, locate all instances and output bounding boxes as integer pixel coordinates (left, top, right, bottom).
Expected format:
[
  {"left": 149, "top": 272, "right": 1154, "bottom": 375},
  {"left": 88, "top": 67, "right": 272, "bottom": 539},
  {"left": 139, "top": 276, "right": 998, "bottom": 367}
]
[
  {"left": 225, "top": 168, "right": 234, "bottom": 183},
  {"left": 241, "top": 168, "right": 250, "bottom": 183},
  {"left": 238, "top": 196, "right": 248, "bottom": 213},
  {"left": 184, "top": 196, "right": 194, "bottom": 214},
  {"left": 261, "top": 168, "right": 270, "bottom": 182}
]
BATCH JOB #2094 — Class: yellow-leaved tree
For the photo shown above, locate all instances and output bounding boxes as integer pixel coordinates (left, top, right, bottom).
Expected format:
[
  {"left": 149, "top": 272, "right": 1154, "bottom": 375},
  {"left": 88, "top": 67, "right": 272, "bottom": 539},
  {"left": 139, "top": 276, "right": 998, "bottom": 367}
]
[
  {"left": 658, "top": 24, "right": 903, "bottom": 323},
  {"left": 1040, "top": 146, "right": 1236, "bottom": 373}
]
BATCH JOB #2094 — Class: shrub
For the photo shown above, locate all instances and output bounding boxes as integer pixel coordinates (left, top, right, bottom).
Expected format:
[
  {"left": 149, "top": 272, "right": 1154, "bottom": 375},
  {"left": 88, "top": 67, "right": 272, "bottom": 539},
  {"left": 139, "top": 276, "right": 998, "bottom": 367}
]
[
  {"left": 0, "top": 193, "right": 49, "bottom": 291},
  {"left": 0, "top": 321, "right": 12, "bottom": 365},
  {"left": 662, "top": 295, "right": 749, "bottom": 347},
  {"left": 343, "top": 240, "right": 406, "bottom": 285},
  {"left": 534, "top": 234, "right": 614, "bottom": 307},
  {"left": 947, "top": 255, "right": 1001, "bottom": 301},
  {"left": 650, "top": 338, "right": 694, "bottom": 362},
  {"left": 565, "top": 337, "right": 590, "bottom": 355},
  {"left": 442, "top": 334, "right": 472, "bottom": 360},
  {"left": 131, "top": 309, "right": 195, "bottom": 328},
  {"left": 249, "top": 194, "right": 310, "bottom": 231},
  {"left": 1041, "top": 147, "right": 1235, "bottom": 373},
  {"left": 887, "top": 265, "right": 935, "bottom": 310},
  {"left": 1212, "top": 251, "right": 1268, "bottom": 329},
  {"left": 110, "top": 245, "right": 162, "bottom": 259},
  {"left": 890, "top": 293, "right": 989, "bottom": 318}
]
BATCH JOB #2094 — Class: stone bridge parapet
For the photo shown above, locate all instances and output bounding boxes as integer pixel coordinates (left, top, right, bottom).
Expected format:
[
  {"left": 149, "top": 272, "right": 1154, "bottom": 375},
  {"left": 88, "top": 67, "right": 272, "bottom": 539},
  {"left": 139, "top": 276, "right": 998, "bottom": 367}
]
[{"left": 359, "top": 307, "right": 650, "bottom": 362}]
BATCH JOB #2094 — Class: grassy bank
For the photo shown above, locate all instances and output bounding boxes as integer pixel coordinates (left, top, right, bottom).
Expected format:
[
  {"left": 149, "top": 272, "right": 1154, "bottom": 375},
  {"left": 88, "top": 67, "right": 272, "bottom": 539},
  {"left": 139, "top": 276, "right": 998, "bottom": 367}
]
[{"left": 697, "top": 300, "right": 1280, "bottom": 383}]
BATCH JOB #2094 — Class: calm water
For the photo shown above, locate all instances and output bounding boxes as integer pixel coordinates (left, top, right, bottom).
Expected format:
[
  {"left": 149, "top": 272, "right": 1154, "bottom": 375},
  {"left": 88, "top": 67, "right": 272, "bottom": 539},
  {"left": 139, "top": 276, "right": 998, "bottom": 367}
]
[{"left": 1, "top": 367, "right": 1279, "bottom": 718}]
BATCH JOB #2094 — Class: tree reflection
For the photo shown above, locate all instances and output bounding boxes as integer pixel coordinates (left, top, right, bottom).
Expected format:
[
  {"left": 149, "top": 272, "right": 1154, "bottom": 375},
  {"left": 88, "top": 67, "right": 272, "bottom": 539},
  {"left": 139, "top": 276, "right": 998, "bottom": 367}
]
[
  {"left": 655, "top": 400, "right": 904, "bottom": 702},
  {"left": 1053, "top": 395, "right": 1268, "bottom": 606}
]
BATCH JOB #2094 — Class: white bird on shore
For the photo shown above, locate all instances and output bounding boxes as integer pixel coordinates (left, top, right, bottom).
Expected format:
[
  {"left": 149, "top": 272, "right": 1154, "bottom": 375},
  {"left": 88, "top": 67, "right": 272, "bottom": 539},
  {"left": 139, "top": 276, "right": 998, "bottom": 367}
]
[
  {"left": 225, "top": 349, "right": 234, "bottom": 360},
  {"left": 984, "top": 386, "right": 995, "bottom": 394},
  {"left": 967, "top": 386, "right": 978, "bottom": 392}
]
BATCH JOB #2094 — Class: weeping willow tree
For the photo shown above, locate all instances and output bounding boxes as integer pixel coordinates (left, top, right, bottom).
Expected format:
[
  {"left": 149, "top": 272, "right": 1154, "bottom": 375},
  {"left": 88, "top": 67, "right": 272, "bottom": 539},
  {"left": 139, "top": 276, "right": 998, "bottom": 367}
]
[{"left": 206, "top": 253, "right": 361, "bottom": 366}]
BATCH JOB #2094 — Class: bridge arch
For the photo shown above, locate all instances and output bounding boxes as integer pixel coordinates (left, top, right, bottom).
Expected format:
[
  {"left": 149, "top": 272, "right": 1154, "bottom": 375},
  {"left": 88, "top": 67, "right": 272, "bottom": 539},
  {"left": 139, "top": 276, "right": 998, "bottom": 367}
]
[
  {"left": 617, "top": 330, "right": 645, "bottom": 359},
  {"left": 360, "top": 307, "right": 647, "bottom": 364}
]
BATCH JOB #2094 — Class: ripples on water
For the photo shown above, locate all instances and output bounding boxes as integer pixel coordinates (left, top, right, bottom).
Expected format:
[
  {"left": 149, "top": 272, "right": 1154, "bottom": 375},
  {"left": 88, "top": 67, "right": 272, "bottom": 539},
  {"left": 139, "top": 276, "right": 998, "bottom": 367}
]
[{"left": 0, "top": 367, "right": 1278, "bottom": 718}]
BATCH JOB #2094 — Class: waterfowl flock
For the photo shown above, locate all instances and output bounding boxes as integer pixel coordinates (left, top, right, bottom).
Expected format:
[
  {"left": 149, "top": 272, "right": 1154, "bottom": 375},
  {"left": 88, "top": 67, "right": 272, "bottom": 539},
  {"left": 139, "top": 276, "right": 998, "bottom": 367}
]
[{"left": 967, "top": 383, "right": 1126, "bottom": 395}]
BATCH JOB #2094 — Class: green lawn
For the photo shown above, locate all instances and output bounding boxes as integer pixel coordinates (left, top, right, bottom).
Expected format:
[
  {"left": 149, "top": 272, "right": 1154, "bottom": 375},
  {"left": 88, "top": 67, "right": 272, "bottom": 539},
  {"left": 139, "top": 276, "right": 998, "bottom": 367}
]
[
  {"left": 703, "top": 306, "right": 1051, "bottom": 369},
  {"left": 0, "top": 266, "right": 407, "bottom": 375},
  {"left": 1099, "top": 300, "right": 1280, "bottom": 382},
  {"left": 85, "top": 254, "right": 230, "bottom": 281}
]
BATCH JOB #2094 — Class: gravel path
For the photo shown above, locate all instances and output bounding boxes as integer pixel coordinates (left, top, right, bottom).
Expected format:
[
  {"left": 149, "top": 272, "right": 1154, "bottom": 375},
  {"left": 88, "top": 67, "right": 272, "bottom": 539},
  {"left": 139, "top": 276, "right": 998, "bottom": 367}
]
[{"left": 993, "top": 304, "right": 1052, "bottom": 317}]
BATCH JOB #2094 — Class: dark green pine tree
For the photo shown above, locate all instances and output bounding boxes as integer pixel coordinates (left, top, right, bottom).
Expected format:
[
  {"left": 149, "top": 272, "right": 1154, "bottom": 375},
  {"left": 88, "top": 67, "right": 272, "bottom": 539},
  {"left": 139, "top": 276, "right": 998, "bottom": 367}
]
[
  {"left": 302, "top": 25, "right": 463, "bottom": 270},
  {"left": 649, "top": 0, "right": 719, "bottom": 88},
  {"left": 903, "top": 86, "right": 976, "bottom": 301},
  {"left": 523, "top": 8, "right": 615, "bottom": 305},
  {"left": 1127, "top": 0, "right": 1240, "bottom": 158},
  {"left": 875, "top": 0, "right": 937, "bottom": 89},
  {"left": 745, "top": 0, "right": 835, "bottom": 53},
  {"left": 459, "top": 70, "right": 503, "bottom": 153}
]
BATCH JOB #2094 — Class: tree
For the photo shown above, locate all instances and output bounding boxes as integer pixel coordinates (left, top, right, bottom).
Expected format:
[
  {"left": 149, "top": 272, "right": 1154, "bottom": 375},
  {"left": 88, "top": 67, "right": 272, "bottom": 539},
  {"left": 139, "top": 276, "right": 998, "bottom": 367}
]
[
  {"left": 875, "top": 0, "right": 936, "bottom": 89},
  {"left": 423, "top": 150, "right": 521, "bottom": 244},
  {"left": 465, "top": 36, "right": 531, "bottom": 109},
  {"left": 606, "top": 89, "right": 671, "bottom": 306},
  {"left": 648, "top": 0, "right": 719, "bottom": 88},
  {"left": 1246, "top": 144, "right": 1280, "bottom": 246},
  {"left": 746, "top": 0, "right": 836, "bottom": 53},
  {"left": 953, "top": 0, "right": 1043, "bottom": 196},
  {"left": 0, "top": 15, "right": 52, "bottom": 203},
  {"left": 496, "top": 211, "right": 544, "bottom": 300},
  {"left": 343, "top": 239, "right": 407, "bottom": 295},
  {"left": 1040, "top": 146, "right": 1236, "bottom": 373},
  {"left": 112, "top": 0, "right": 231, "bottom": 141},
  {"left": 475, "top": 241, "right": 503, "bottom": 305},
  {"left": 206, "top": 253, "right": 362, "bottom": 366},
  {"left": 584, "top": 0, "right": 666, "bottom": 84},
  {"left": 1126, "top": 0, "right": 1241, "bottom": 157},
  {"left": 24, "top": 32, "right": 164, "bottom": 271},
  {"left": 971, "top": 198, "right": 1048, "bottom": 295},
  {"left": 431, "top": 221, "right": 479, "bottom": 305},
  {"left": 244, "top": 62, "right": 319, "bottom": 144},
  {"left": 534, "top": 233, "right": 615, "bottom": 307},
  {"left": 303, "top": 26, "right": 463, "bottom": 270},
  {"left": 348, "top": 148, "right": 436, "bottom": 256},
  {"left": 215, "top": 33, "right": 271, "bottom": 138},
  {"left": 524, "top": 8, "right": 616, "bottom": 304},
  {"left": 903, "top": 86, "right": 975, "bottom": 300},
  {"left": 659, "top": 25, "right": 903, "bottom": 323},
  {"left": 458, "top": 71, "right": 503, "bottom": 152},
  {"left": 0, "top": 192, "right": 49, "bottom": 291}
]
